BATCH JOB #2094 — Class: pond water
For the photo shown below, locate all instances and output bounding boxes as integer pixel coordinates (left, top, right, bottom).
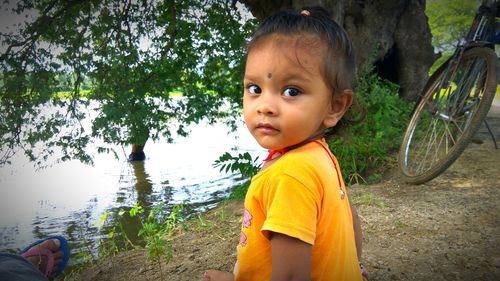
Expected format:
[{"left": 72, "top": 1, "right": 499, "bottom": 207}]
[{"left": 0, "top": 114, "right": 265, "bottom": 262}]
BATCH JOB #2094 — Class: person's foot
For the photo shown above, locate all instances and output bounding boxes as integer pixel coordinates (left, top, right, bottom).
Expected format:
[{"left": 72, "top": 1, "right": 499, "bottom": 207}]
[
  {"left": 22, "top": 239, "right": 64, "bottom": 280},
  {"left": 202, "top": 269, "right": 234, "bottom": 281}
]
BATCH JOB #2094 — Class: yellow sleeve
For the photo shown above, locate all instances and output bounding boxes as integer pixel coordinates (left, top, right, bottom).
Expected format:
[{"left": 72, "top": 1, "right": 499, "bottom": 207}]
[{"left": 261, "top": 173, "right": 321, "bottom": 245}]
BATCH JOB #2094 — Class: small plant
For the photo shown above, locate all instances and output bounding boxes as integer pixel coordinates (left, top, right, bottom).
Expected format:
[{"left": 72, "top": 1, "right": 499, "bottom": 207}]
[
  {"left": 196, "top": 214, "right": 212, "bottom": 230},
  {"left": 213, "top": 151, "right": 261, "bottom": 179},
  {"left": 115, "top": 209, "right": 136, "bottom": 249},
  {"left": 63, "top": 215, "right": 122, "bottom": 279},
  {"left": 218, "top": 200, "right": 228, "bottom": 221},
  {"left": 128, "top": 202, "right": 186, "bottom": 280},
  {"left": 95, "top": 211, "right": 122, "bottom": 259},
  {"left": 75, "top": 231, "right": 97, "bottom": 266},
  {"left": 213, "top": 152, "right": 260, "bottom": 200}
]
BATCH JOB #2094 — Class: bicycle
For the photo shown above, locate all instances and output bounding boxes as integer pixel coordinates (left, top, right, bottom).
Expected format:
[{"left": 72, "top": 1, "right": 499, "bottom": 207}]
[{"left": 398, "top": 0, "right": 500, "bottom": 184}]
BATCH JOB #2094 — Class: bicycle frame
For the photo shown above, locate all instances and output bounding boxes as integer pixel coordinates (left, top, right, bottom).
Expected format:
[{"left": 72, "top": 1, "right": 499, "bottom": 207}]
[{"left": 410, "top": 1, "right": 499, "bottom": 116}]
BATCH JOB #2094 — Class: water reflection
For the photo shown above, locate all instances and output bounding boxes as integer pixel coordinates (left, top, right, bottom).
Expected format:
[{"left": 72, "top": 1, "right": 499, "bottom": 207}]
[
  {"left": 0, "top": 118, "right": 265, "bottom": 266},
  {"left": 131, "top": 160, "right": 154, "bottom": 207}
]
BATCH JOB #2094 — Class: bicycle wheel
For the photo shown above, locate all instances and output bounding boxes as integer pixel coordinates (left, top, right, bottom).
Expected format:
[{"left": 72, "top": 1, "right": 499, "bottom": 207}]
[{"left": 399, "top": 47, "right": 499, "bottom": 184}]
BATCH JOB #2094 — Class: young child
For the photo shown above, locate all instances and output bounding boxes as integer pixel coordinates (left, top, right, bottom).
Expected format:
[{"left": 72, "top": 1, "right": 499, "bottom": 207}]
[{"left": 204, "top": 6, "right": 365, "bottom": 281}]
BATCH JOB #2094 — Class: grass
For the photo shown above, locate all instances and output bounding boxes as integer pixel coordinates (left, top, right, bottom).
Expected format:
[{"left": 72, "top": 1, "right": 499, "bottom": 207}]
[
  {"left": 195, "top": 214, "right": 213, "bottom": 230},
  {"left": 350, "top": 191, "right": 388, "bottom": 208},
  {"left": 393, "top": 219, "right": 408, "bottom": 229}
]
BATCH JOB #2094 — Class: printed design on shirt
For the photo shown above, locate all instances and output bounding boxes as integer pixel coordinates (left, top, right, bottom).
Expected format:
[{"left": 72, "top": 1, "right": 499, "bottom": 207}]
[
  {"left": 239, "top": 232, "right": 248, "bottom": 246},
  {"left": 239, "top": 208, "right": 252, "bottom": 247},
  {"left": 242, "top": 208, "right": 252, "bottom": 228}
]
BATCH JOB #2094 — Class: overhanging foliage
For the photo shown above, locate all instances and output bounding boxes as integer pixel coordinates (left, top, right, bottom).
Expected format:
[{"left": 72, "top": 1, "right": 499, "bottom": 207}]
[{"left": 0, "top": 0, "right": 256, "bottom": 166}]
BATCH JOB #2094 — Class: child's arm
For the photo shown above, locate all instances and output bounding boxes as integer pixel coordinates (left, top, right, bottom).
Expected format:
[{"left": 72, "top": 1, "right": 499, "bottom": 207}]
[
  {"left": 349, "top": 199, "right": 369, "bottom": 280},
  {"left": 270, "top": 232, "right": 312, "bottom": 281},
  {"left": 349, "top": 199, "right": 363, "bottom": 261}
]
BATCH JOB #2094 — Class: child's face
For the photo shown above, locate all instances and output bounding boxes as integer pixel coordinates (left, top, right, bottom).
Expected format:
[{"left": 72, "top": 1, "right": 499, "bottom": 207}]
[{"left": 243, "top": 35, "right": 347, "bottom": 150}]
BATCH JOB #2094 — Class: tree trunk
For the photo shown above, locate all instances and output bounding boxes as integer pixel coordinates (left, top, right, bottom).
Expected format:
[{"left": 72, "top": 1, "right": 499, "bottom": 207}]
[
  {"left": 129, "top": 144, "right": 146, "bottom": 161},
  {"left": 240, "top": 0, "right": 438, "bottom": 101}
]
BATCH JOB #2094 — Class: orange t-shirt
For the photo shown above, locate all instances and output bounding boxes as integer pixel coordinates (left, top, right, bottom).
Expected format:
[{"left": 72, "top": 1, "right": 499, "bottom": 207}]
[{"left": 235, "top": 140, "right": 362, "bottom": 281}]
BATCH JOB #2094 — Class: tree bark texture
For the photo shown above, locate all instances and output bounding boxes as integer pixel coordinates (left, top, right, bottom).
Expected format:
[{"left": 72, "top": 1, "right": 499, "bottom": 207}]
[{"left": 240, "top": 0, "right": 438, "bottom": 101}]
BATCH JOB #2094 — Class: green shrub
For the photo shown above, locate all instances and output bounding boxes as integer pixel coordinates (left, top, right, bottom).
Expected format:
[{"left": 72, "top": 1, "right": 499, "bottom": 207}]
[
  {"left": 227, "top": 181, "right": 251, "bottom": 200},
  {"left": 329, "top": 68, "right": 413, "bottom": 184}
]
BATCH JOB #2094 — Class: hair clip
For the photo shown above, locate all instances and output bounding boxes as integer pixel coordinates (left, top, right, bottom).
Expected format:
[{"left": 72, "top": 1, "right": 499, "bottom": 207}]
[{"left": 300, "top": 10, "right": 311, "bottom": 16}]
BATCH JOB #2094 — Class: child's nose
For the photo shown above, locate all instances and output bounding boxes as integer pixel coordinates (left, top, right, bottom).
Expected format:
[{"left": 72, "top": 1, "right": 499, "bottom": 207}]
[{"left": 256, "top": 93, "right": 277, "bottom": 115}]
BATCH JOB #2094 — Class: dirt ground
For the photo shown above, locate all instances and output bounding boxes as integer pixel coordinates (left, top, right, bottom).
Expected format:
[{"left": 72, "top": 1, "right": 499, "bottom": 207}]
[{"left": 73, "top": 104, "right": 500, "bottom": 281}]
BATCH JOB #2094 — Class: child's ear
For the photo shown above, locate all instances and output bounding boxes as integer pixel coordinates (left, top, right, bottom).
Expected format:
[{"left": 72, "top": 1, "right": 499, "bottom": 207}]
[{"left": 323, "top": 89, "right": 353, "bottom": 128}]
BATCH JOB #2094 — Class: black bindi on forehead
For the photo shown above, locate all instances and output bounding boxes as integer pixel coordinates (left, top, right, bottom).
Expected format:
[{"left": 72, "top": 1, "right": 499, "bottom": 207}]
[{"left": 267, "top": 73, "right": 272, "bottom": 79}]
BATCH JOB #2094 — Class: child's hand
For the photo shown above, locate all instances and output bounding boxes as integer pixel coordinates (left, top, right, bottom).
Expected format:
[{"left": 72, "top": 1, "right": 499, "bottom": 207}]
[
  {"left": 360, "top": 263, "right": 369, "bottom": 281},
  {"left": 202, "top": 270, "right": 234, "bottom": 281}
]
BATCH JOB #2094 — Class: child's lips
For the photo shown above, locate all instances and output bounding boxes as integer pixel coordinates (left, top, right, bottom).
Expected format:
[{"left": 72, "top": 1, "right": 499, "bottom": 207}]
[{"left": 256, "top": 123, "right": 279, "bottom": 134}]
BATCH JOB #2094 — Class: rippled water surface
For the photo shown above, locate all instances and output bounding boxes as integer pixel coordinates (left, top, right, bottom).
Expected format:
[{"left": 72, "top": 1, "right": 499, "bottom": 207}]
[{"left": 0, "top": 117, "right": 264, "bottom": 258}]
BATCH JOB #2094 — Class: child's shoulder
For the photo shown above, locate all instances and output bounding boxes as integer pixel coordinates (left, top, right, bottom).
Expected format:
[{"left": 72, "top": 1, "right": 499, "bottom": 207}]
[
  {"left": 261, "top": 143, "right": 339, "bottom": 192},
  {"left": 289, "top": 140, "right": 332, "bottom": 161},
  {"left": 279, "top": 142, "right": 333, "bottom": 173}
]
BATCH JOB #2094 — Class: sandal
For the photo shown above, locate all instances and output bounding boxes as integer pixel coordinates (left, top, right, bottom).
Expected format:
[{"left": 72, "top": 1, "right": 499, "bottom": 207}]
[{"left": 20, "top": 236, "right": 70, "bottom": 279}]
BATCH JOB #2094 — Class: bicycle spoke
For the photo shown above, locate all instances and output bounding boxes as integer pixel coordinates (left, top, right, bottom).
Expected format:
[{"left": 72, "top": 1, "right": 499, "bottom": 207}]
[
  {"left": 409, "top": 109, "right": 447, "bottom": 174},
  {"left": 429, "top": 118, "right": 443, "bottom": 170},
  {"left": 434, "top": 118, "right": 450, "bottom": 164},
  {"left": 413, "top": 118, "right": 437, "bottom": 173},
  {"left": 442, "top": 118, "right": 456, "bottom": 151},
  {"left": 451, "top": 119, "right": 464, "bottom": 136}
]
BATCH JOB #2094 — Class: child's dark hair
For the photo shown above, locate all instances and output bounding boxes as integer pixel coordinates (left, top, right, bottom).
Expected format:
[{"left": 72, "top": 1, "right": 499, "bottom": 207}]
[{"left": 247, "top": 6, "right": 363, "bottom": 138}]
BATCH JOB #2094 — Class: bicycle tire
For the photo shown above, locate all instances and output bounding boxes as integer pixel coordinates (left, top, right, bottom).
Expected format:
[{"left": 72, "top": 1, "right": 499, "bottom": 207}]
[{"left": 398, "top": 47, "right": 499, "bottom": 184}]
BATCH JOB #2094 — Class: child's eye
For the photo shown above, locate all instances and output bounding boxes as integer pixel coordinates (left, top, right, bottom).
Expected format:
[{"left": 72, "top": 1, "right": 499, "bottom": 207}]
[
  {"left": 283, "top": 87, "right": 301, "bottom": 97},
  {"left": 247, "top": 84, "right": 262, "bottom": 94}
]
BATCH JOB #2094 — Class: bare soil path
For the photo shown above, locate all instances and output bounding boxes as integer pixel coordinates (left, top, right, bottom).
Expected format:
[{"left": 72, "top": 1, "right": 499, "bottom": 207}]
[{"left": 74, "top": 104, "right": 500, "bottom": 281}]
